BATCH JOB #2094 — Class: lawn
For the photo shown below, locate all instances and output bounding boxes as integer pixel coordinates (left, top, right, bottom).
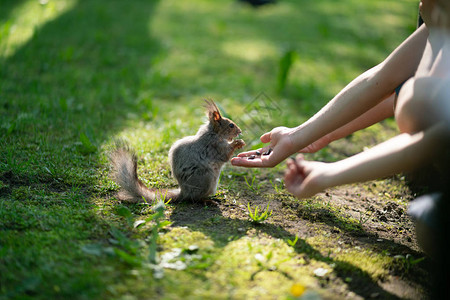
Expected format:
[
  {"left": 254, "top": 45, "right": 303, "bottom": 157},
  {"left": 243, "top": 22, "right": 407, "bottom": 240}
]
[{"left": 0, "top": 0, "right": 429, "bottom": 299}]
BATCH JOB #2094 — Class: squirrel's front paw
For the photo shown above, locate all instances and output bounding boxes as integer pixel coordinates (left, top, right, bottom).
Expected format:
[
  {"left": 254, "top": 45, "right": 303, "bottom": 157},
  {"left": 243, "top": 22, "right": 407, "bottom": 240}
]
[{"left": 233, "top": 139, "right": 246, "bottom": 149}]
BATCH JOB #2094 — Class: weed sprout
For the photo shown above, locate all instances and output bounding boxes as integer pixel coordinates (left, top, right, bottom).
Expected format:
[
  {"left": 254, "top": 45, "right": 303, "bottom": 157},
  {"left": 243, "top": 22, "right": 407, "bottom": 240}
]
[{"left": 247, "top": 201, "right": 272, "bottom": 223}]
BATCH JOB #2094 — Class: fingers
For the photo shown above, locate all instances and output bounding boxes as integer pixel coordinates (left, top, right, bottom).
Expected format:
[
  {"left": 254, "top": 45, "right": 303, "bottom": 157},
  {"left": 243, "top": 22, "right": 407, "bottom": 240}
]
[
  {"left": 232, "top": 145, "right": 276, "bottom": 167},
  {"left": 284, "top": 154, "right": 314, "bottom": 198},
  {"left": 291, "top": 154, "right": 304, "bottom": 166},
  {"left": 284, "top": 162, "right": 304, "bottom": 196},
  {"left": 285, "top": 156, "right": 305, "bottom": 180},
  {"left": 284, "top": 161, "right": 298, "bottom": 183},
  {"left": 236, "top": 150, "right": 258, "bottom": 158},
  {"left": 295, "top": 153, "right": 304, "bottom": 160},
  {"left": 285, "top": 157, "right": 296, "bottom": 171},
  {"left": 283, "top": 165, "right": 296, "bottom": 186},
  {"left": 231, "top": 149, "right": 276, "bottom": 167},
  {"left": 233, "top": 127, "right": 291, "bottom": 168},
  {"left": 231, "top": 156, "right": 266, "bottom": 167},
  {"left": 236, "top": 146, "right": 270, "bottom": 158}
]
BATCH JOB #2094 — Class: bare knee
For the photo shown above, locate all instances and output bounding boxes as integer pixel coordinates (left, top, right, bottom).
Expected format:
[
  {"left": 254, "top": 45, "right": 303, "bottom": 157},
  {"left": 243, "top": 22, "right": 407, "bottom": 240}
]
[
  {"left": 395, "top": 98, "right": 421, "bottom": 133},
  {"left": 395, "top": 79, "right": 436, "bottom": 133}
]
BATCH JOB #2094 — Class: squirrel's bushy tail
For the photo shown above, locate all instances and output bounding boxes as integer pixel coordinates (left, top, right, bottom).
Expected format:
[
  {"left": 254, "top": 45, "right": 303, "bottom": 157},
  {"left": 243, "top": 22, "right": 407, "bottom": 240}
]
[{"left": 110, "top": 141, "right": 179, "bottom": 203}]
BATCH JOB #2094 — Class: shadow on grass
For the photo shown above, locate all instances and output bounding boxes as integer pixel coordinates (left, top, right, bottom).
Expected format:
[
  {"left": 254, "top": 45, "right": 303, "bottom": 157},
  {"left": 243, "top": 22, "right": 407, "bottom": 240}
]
[
  {"left": 1, "top": 0, "right": 163, "bottom": 186},
  {"left": 0, "top": 0, "right": 27, "bottom": 23},
  {"left": 0, "top": 0, "right": 161, "bottom": 298},
  {"left": 169, "top": 201, "right": 425, "bottom": 299}
]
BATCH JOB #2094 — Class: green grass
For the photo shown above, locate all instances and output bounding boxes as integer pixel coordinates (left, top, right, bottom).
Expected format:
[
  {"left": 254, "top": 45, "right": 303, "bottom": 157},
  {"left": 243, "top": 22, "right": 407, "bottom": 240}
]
[{"left": 0, "top": 0, "right": 424, "bottom": 299}]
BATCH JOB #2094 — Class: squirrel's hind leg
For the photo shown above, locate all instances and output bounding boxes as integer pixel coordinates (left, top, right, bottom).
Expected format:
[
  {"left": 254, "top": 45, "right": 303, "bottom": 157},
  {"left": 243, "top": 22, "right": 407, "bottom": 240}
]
[{"left": 177, "top": 184, "right": 212, "bottom": 202}]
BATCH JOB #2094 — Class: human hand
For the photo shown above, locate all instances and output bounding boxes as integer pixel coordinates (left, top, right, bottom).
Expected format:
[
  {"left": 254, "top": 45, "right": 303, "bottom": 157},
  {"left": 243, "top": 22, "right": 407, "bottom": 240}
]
[
  {"left": 231, "top": 126, "right": 296, "bottom": 168},
  {"left": 284, "top": 154, "right": 332, "bottom": 199}
]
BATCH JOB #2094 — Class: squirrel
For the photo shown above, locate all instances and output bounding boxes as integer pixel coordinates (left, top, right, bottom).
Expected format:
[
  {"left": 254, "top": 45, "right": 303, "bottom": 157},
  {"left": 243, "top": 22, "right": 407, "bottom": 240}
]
[{"left": 110, "top": 100, "right": 245, "bottom": 203}]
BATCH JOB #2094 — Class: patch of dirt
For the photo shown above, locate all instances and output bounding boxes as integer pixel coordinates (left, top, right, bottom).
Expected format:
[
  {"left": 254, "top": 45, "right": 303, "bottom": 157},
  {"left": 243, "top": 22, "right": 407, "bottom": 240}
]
[{"left": 167, "top": 173, "right": 431, "bottom": 299}]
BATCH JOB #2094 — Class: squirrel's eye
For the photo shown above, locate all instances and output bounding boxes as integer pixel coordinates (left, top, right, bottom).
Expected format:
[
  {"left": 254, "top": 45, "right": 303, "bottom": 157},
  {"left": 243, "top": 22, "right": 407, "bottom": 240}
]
[{"left": 229, "top": 123, "right": 235, "bottom": 128}]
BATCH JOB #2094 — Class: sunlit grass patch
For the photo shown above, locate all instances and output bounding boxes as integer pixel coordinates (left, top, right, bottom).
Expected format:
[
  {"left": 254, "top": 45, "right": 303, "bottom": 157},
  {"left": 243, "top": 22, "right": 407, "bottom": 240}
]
[
  {"left": 0, "top": 0, "right": 77, "bottom": 58},
  {"left": 206, "top": 235, "right": 316, "bottom": 299}
]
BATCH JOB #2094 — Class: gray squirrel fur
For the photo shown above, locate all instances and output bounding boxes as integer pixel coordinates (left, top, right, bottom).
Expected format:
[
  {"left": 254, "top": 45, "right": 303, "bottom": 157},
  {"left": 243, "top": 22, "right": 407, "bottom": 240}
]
[{"left": 110, "top": 100, "right": 245, "bottom": 203}]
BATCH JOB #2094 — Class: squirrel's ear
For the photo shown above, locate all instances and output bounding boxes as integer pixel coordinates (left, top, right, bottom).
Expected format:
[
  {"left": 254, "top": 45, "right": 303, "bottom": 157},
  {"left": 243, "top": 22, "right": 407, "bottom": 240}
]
[
  {"left": 204, "top": 99, "right": 222, "bottom": 122},
  {"left": 212, "top": 111, "right": 221, "bottom": 122}
]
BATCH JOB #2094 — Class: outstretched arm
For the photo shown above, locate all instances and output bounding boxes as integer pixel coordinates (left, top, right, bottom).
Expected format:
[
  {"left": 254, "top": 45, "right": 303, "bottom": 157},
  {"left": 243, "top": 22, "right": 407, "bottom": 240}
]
[
  {"left": 284, "top": 123, "right": 448, "bottom": 199},
  {"left": 299, "top": 93, "right": 396, "bottom": 153},
  {"left": 232, "top": 25, "right": 429, "bottom": 168}
]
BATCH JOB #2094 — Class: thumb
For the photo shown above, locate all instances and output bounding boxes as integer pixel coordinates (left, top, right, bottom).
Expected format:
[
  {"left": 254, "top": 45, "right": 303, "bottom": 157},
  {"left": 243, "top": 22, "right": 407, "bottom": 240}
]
[{"left": 260, "top": 131, "right": 272, "bottom": 143}]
